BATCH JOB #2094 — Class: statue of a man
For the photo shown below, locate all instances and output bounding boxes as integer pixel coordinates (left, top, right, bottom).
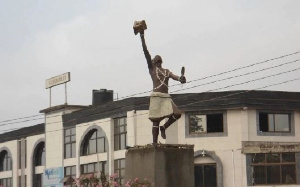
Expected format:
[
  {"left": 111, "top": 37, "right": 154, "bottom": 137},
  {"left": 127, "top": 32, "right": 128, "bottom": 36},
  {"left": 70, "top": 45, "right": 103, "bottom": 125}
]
[{"left": 135, "top": 21, "right": 186, "bottom": 144}]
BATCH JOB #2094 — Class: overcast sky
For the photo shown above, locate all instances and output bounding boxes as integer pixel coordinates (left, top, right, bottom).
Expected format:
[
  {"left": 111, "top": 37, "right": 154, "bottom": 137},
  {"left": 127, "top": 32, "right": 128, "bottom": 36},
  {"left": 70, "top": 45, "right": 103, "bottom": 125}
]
[{"left": 1, "top": 0, "right": 300, "bottom": 133}]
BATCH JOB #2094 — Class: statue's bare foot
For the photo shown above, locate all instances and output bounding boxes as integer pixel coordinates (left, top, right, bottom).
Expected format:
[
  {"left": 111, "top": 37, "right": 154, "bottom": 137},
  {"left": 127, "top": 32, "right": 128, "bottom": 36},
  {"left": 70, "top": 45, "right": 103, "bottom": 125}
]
[{"left": 160, "top": 126, "right": 166, "bottom": 139}]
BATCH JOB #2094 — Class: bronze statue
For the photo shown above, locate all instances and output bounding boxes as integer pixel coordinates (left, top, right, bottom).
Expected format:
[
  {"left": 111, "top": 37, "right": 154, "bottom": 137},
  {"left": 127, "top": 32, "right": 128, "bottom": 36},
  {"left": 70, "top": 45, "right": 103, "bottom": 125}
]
[{"left": 134, "top": 20, "right": 186, "bottom": 144}]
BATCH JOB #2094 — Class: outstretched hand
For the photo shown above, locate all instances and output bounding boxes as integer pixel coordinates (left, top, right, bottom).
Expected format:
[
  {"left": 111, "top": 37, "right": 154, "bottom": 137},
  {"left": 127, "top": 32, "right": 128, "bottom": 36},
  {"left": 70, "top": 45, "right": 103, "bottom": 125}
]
[{"left": 179, "top": 76, "right": 186, "bottom": 84}]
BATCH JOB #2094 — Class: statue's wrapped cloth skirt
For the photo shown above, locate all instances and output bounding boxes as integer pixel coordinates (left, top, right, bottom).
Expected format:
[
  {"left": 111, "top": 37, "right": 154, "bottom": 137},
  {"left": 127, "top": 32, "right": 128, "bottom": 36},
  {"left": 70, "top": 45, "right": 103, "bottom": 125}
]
[{"left": 149, "top": 92, "right": 181, "bottom": 122}]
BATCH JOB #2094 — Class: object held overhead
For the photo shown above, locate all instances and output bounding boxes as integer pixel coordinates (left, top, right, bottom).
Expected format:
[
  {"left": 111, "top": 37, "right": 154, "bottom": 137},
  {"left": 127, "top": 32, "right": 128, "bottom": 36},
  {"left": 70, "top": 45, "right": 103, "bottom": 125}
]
[{"left": 133, "top": 20, "right": 147, "bottom": 35}]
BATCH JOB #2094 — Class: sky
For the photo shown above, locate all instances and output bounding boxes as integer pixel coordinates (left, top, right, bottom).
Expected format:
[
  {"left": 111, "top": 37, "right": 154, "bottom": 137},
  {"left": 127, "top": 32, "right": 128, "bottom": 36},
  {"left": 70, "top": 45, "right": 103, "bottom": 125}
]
[{"left": 0, "top": 0, "right": 300, "bottom": 133}]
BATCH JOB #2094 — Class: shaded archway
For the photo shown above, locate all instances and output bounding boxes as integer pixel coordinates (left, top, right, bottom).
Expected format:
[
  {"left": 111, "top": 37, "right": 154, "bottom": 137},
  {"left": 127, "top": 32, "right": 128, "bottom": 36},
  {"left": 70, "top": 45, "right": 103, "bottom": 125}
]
[
  {"left": 0, "top": 150, "right": 12, "bottom": 172},
  {"left": 0, "top": 147, "right": 13, "bottom": 186},
  {"left": 194, "top": 150, "right": 223, "bottom": 187},
  {"left": 32, "top": 141, "right": 45, "bottom": 187}
]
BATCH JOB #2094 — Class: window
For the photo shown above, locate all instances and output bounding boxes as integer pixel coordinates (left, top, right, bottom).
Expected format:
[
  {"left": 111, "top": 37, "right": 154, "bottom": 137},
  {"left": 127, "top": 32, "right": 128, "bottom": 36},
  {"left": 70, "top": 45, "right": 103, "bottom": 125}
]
[
  {"left": 194, "top": 164, "right": 217, "bottom": 187},
  {"left": 189, "top": 113, "right": 224, "bottom": 134},
  {"left": 82, "top": 129, "right": 106, "bottom": 155},
  {"left": 80, "top": 162, "right": 108, "bottom": 175},
  {"left": 35, "top": 174, "right": 43, "bottom": 187},
  {"left": 0, "top": 150, "right": 12, "bottom": 171},
  {"left": 35, "top": 142, "right": 45, "bottom": 166},
  {"left": 65, "top": 127, "right": 76, "bottom": 158},
  {"left": 114, "top": 159, "right": 125, "bottom": 185},
  {"left": 114, "top": 117, "right": 127, "bottom": 151},
  {"left": 258, "top": 112, "right": 291, "bottom": 132},
  {"left": 251, "top": 153, "right": 296, "bottom": 185},
  {"left": 65, "top": 166, "right": 76, "bottom": 187},
  {"left": 0, "top": 178, "right": 12, "bottom": 187}
]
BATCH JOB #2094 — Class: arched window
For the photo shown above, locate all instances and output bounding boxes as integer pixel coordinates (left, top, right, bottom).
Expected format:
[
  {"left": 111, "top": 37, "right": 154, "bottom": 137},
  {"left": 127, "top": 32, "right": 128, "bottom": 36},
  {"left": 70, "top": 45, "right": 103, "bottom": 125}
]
[
  {"left": 35, "top": 142, "right": 45, "bottom": 166},
  {"left": 194, "top": 150, "right": 223, "bottom": 187},
  {"left": 82, "top": 129, "right": 106, "bottom": 156},
  {"left": 0, "top": 150, "right": 12, "bottom": 171}
]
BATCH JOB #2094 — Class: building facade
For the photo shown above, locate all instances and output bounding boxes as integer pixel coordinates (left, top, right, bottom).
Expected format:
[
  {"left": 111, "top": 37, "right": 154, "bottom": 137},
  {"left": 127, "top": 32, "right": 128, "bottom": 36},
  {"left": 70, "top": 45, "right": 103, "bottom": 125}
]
[{"left": 0, "top": 90, "right": 300, "bottom": 187}]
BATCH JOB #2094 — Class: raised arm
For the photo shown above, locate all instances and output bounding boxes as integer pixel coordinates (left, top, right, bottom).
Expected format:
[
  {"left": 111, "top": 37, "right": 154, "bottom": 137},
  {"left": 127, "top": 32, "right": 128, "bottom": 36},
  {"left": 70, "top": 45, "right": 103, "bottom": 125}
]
[
  {"left": 140, "top": 33, "right": 152, "bottom": 69},
  {"left": 169, "top": 71, "right": 186, "bottom": 83}
]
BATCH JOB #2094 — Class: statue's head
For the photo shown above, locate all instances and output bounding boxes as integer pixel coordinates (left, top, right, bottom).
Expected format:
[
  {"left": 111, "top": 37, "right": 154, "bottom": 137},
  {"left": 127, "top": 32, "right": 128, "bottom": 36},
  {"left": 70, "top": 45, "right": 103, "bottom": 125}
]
[{"left": 152, "top": 55, "right": 162, "bottom": 67}]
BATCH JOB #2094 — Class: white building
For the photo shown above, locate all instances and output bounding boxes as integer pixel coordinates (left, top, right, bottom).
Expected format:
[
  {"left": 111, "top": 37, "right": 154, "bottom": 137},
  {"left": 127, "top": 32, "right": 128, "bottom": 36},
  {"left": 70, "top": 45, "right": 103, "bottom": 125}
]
[{"left": 0, "top": 90, "right": 300, "bottom": 187}]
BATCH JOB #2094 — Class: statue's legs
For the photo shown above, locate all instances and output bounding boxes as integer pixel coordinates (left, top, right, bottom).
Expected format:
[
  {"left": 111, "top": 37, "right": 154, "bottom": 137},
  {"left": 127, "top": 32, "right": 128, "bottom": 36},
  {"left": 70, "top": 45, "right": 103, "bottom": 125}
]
[
  {"left": 160, "top": 114, "right": 181, "bottom": 139},
  {"left": 152, "top": 121, "right": 160, "bottom": 144}
]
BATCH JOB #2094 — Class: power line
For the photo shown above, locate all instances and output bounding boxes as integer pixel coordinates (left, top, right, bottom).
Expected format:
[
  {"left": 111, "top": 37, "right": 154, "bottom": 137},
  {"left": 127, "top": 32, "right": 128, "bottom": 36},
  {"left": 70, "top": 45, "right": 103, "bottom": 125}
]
[
  {"left": 0, "top": 50, "right": 299, "bottom": 127},
  {"left": 172, "top": 50, "right": 300, "bottom": 86},
  {"left": 171, "top": 58, "right": 300, "bottom": 93},
  {"left": 1, "top": 74, "right": 300, "bottom": 136},
  {"left": 0, "top": 117, "right": 44, "bottom": 127},
  {"left": 0, "top": 114, "right": 43, "bottom": 124},
  {"left": 102, "top": 51, "right": 300, "bottom": 99},
  {"left": 1, "top": 64, "right": 300, "bottom": 129}
]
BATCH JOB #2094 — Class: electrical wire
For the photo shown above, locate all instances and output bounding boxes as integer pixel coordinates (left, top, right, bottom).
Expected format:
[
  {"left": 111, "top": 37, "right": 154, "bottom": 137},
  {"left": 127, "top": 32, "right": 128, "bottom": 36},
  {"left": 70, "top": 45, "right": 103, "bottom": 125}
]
[
  {"left": 1, "top": 75, "right": 300, "bottom": 138},
  {"left": 170, "top": 59, "right": 300, "bottom": 93},
  {"left": 1, "top": 64, "right": 300, "bottom": 130},
  {"left": 0, "top": 50, "right": 299, "bottom": 125}
]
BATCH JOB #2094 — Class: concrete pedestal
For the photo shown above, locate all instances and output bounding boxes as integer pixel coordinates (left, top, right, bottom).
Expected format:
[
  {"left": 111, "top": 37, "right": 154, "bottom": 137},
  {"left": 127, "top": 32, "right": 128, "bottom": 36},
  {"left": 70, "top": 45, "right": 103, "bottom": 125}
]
[{"left": 125, "top": 144, "right": 194, "bottom": 187}]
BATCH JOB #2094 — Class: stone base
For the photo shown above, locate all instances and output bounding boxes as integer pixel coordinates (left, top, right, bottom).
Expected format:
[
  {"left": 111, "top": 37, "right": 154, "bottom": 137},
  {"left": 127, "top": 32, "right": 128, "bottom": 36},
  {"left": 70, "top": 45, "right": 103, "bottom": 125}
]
[{"left": 125, "top": 144, "right": 194, "bottom": 187}]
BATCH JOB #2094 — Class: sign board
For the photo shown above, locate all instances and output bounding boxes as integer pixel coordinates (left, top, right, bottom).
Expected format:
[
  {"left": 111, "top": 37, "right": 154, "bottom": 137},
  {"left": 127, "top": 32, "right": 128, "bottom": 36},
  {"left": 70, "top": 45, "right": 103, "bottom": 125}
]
[
  {"left": 43, "top": 167, "right": 64, "bottom": 187},
  {"left": 46, "top": 72, "right": 70, "bottom": 89}
]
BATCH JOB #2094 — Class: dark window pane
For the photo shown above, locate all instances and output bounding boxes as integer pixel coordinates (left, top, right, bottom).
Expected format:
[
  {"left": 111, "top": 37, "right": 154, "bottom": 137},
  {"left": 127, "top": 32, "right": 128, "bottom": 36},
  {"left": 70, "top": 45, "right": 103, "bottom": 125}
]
[
  {"left": 65, "top": 137, "right": 70, "bottom": 143},
  {"left": 91, "top": 131, "right": 97, "bottom": 139},
  {"left": 253, "top": 166, "right": 265, "bottom": 185},
  {"left": 88, "top": 163, "right": 94, "bottom": 173},
  {"left": 35, "top": 142, "right": 45, "bottom": 166},
  {"left": 71, "top": 135, "right": 76, "bottom": 142},
  {"left": 207, "top": 114, "right": 223, "bottom": 132},
  {"left": 266, "top": 154, "right": 280, "bottom": 163},
  {"left": 65, "top": 129, "right": 71, "bottom": 136},
  {"left": 259, "top": 113, "right": 291, "bottom": 132},
  {"left": 71, "top": 128, "right": 76, "bottom": 135},
  {"left": 190, "top": 114, "right": 223, "bottom": 133},
  {"left": 203, "top": 165, "right": 217, "bottom": 187},
  {"left": 259, "top": 113, "right": 269, "bottom": 132},
  {"left": 194, "top": 164, "right": 217, "bottom": 187},
  {"left": 97, "top": 138, "right": 105, "bottom": 153},
  {"left": 120, "top": 159, "right": 125, "bottom": 168},
  {"left": 71, "top": 143, "right": 76, "bottom": 157},
  {"left": 114, "top": 126, "right": 120, "bottom": 134},
  {"left": 89, "top": 139, "right": 97, "bottom": 154},
  {"left": 268, "top": 114, "right": 275, "bottom": 131},
  {"left": 65, "top": 144, "right": 71, "bottom": 158},
  {"left": 84, "top": 165, "right": 88, "bottom": 173},
  {"left": 266, "top": 165, "right": 280, "bottom": 184},
  {"left": 71, "top": 166, "right": 76, "bottom": 174},
  {"left": 120, "top": 134, "right": 126, "bottom": 150},
  {"left": 282, "top": 153, "right": 295, "bottom": 162},
  {"left": 41, "top": 149, "right": 45, "bottom": 166},
  {"left": 114, "top": 117, "right": 127, "bottom": 151},
  {"left": 65, "top": 127, "right": 76, "bottom": 159},
  {"left": 252, "top": 154, "right": 265, "bottom": 163},
  {"left": 114, "top": 119, "right": 118, "bottom": 127},
  {"left": 114, "top": 135, "right": 120, "bottom": 150},
  {"left": 282, "top": 165, "right": 296, "bottom": 184}
]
